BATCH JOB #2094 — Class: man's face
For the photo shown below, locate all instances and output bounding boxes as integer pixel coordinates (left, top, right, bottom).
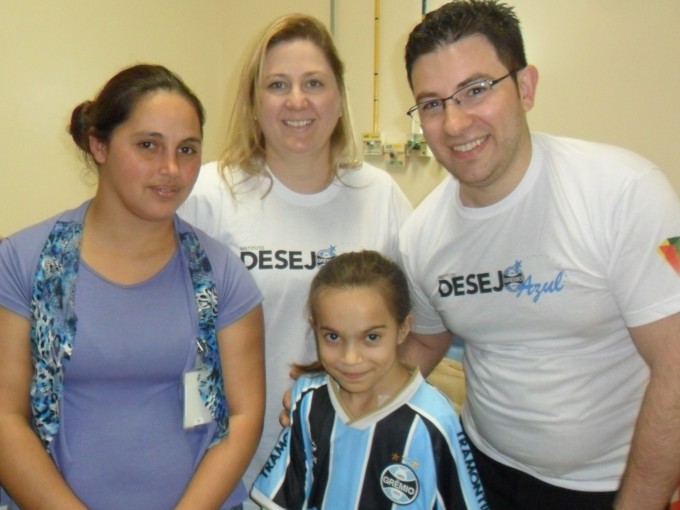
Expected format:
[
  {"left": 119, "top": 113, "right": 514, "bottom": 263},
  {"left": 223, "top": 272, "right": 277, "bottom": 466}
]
[{"left": 410, "top": 34, "right": 537, "bottom": 206}]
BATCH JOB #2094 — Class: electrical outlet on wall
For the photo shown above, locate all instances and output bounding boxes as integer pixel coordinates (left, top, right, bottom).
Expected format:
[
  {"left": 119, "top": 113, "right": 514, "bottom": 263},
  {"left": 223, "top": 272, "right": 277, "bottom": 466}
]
[
  {"left": 406, "top": 134, "right": 431, "bottom": 158},
  {"left": 384, "top": 143, "right": 406, "bottom": 167},
  {"left": 362, "top": 132, "right": 383, "bottom": 157}
]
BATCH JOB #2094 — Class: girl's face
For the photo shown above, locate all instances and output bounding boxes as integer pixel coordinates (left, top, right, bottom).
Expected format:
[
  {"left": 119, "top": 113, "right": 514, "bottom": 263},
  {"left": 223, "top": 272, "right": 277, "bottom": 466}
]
[
  {"left": 312, "top": 285, "right": 411, "bottom": 413},
  {"left": 90, "top": 90, "right": 202, "bottom": 224},
  {"left": 257, "top": 39, "right": 342, "bottom": 164}
]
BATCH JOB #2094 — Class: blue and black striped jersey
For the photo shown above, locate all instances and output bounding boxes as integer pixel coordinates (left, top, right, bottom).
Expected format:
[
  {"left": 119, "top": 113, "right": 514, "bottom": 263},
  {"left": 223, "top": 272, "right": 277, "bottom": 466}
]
[{"left": 252, "top": 370, "right": 488, "bottom": 509}]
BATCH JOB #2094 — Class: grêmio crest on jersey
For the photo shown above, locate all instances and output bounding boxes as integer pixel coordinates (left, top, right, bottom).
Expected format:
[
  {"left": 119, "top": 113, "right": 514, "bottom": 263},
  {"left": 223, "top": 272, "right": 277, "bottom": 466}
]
[{"left": 380, "top": 462, "right": 420, "bottom": 504}]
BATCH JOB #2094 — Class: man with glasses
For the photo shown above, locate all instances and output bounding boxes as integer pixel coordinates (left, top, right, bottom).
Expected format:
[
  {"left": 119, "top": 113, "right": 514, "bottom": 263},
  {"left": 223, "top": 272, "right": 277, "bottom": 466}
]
[{"left": 398, "top": 1, "right": 680, "bottom": 509}]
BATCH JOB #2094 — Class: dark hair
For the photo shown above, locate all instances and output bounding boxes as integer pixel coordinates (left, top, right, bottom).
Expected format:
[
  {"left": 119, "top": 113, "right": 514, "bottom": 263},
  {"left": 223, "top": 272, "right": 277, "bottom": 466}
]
[
  {"left": 69, "top": 64, "right": 205, "bottom": 162},
  {"left": 405, "top": 0, "right": 527, "bottom": 88},
  {"left": 297, "top": 251, "right": 412, "bottom": 374}
]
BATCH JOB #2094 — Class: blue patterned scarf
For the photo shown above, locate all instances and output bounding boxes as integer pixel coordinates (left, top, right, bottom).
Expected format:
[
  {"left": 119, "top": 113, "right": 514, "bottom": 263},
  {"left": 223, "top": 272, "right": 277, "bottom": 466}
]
[{"left": 30, "top": 220, "right": 227, "bottom": 449}]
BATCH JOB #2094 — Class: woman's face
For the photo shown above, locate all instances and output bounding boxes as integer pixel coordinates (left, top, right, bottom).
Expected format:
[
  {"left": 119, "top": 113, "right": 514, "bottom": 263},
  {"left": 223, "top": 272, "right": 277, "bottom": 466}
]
[
  {"left": 90, "top": 90, "right": 203, "bottom": 224},
  {"left": 257, "top": 39, "right": 342, "bottom": 164}
]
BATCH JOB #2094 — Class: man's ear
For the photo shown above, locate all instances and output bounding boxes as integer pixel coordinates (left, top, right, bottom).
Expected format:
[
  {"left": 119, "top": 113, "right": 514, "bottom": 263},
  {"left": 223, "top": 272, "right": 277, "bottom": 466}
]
[
  {"left": 89, "top": 134, "right": 108, "bottom": 165},
  {"left": 517, "top": 64, "right": 539, "bottom": 112}
]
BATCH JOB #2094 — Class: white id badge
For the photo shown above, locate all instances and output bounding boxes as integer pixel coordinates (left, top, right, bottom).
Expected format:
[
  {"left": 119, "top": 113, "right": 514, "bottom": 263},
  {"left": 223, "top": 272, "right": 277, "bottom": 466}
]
[{"left": 183, "top": 369, "right": 214, "bottom": 429}]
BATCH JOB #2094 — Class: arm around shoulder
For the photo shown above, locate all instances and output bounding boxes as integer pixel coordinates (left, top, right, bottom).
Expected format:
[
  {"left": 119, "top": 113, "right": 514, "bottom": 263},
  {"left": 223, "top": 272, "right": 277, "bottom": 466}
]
[{"left": 399, "top": 330, "right": 453, "bottom": 377}]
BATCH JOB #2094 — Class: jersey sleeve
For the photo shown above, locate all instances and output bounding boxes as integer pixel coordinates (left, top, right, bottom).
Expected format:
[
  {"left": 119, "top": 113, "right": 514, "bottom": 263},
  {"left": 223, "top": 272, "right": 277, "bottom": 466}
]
[
  {"left": 410, "top": 382, "right": 489, "bottom": 509},
  {"left": 441, "top": 419, "right": 489, "bottom": 510},
  {"left": 250, "top": 377, "right": 314, "bottom": 509}
]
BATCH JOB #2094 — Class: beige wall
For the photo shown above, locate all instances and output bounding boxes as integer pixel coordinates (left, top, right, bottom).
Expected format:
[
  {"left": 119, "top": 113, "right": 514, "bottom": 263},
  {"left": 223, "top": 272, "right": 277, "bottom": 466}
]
[{"left": 2, "top": 1, "right": 678, "bottom": 235}]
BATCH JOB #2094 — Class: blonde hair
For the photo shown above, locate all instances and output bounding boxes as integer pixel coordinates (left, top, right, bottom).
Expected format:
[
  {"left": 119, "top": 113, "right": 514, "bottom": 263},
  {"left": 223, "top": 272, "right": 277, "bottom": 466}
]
[{"left": 218, "top": 14, "right": 360, "bottom": 191}]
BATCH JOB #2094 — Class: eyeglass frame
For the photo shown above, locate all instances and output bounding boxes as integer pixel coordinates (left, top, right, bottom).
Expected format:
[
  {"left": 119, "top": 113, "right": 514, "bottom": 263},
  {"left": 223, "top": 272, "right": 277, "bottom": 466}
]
[{"left": 406, "top": 68, "right": 520, "bottom": 123}]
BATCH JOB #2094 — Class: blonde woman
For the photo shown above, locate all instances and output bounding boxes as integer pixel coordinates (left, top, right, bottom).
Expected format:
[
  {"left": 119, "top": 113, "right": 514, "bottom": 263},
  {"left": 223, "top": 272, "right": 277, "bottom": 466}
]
[{"left": 179, "top": 14, "right": 412, "bottom": 501}]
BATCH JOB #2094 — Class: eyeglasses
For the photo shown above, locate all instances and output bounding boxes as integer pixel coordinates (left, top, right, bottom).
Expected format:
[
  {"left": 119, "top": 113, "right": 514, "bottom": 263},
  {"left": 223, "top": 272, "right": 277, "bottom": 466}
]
[{"left": 406, "top": 69, "right": 519, "bottom": 124}]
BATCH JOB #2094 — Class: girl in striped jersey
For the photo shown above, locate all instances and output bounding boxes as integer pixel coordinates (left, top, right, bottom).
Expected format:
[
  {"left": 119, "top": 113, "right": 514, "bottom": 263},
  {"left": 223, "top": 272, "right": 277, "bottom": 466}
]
[{"left": 252, "top": 251, "right": 487, "bottom": 509}]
